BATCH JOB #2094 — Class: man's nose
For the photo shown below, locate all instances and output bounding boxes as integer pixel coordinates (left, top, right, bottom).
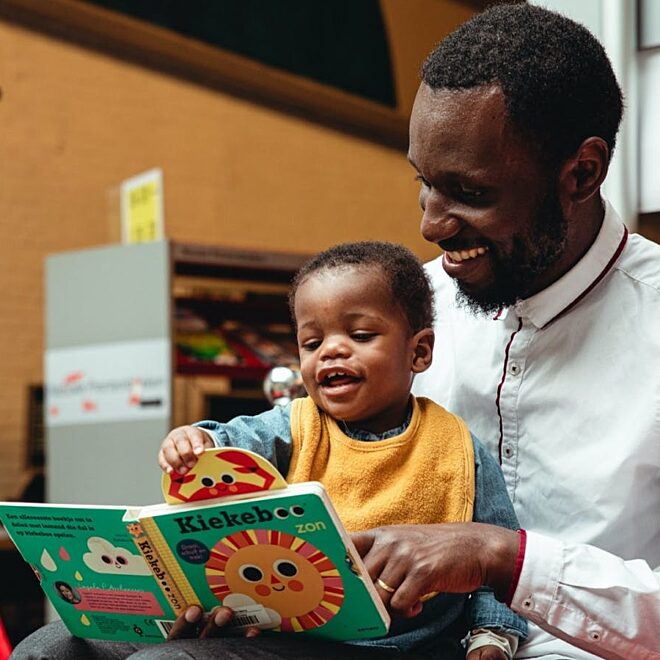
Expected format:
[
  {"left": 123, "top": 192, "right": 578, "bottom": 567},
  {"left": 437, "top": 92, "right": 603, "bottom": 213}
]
[{"left": 420, "top": 192, "right": 462, "bottom": 244}]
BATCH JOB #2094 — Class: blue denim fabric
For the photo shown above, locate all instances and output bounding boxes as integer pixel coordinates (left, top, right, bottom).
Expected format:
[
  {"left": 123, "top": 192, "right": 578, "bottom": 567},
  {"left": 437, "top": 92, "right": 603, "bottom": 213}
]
[{"left": 195, "top": 399, "right": 527, "bottom": 652}]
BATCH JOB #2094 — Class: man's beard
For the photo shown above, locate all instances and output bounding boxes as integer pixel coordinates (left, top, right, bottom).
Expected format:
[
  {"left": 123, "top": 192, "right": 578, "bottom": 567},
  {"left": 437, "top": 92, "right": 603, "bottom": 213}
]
[{"left": 455, "top": 188, "right": 568, "bottom": 315}]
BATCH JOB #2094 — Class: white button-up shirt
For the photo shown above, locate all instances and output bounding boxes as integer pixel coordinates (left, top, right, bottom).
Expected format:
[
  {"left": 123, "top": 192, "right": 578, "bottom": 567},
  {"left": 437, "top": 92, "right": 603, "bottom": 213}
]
[{"left": 414, "top": 201, "right": 660, "bottom": 659}]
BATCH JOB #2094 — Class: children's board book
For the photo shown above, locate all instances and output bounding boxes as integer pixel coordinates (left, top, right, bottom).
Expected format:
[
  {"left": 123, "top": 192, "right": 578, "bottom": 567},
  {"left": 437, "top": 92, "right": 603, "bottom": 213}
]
[{"left": 0, "top": 447, "right": 390, "bottom": 644}]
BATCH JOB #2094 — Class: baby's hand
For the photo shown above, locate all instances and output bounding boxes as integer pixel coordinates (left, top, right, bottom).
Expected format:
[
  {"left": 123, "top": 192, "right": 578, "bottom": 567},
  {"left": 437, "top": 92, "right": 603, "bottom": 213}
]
[
  {"left": 158, "top": 425, "right": 214, "bottom": 475},
  {"left": 466, "top": 644, "right": 509, "bottom": 660}
]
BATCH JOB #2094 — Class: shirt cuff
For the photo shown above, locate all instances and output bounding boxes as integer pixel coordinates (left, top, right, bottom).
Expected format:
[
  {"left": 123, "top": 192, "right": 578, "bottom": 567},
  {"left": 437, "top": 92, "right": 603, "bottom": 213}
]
[
  {"left": 508, "top": 529, "right": 563, "bottom": 619},
  {"left": 198, "top": 426, "right": 221, "bottom": 447}
]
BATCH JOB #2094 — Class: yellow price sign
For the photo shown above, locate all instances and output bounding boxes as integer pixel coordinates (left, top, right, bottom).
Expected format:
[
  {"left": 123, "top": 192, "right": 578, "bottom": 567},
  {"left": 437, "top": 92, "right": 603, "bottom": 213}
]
[{"left": 120, "top": 169, "right": 164, "bottom": 243}]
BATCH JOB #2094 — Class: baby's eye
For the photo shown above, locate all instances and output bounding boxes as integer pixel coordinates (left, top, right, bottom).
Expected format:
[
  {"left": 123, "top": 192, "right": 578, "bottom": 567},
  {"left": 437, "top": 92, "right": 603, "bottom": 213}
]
[
  {"left": 301, "top": 339, "right": 321, "bottom": 351},
  {"left": 352, "top": 333, "right": 375, "bottom": 342}
]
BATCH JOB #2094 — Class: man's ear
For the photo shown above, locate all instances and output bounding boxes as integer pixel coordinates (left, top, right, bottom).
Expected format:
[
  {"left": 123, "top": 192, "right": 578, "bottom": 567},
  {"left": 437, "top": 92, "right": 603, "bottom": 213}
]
[
  {"left": 558, "top": 136, "right": 610, "bottom": 204},
  {"left": 411, "top": 328, "right": 434, "bottom": 374}
]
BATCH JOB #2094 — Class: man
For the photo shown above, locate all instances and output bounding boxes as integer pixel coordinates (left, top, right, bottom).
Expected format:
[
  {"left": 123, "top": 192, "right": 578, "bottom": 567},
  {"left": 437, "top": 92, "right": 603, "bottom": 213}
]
[
  {"left": 355, "top": 3, "right": 659, "bottom": 660},
  {"left": 12, "top": 4, "right": 658, "bottom": 660}
]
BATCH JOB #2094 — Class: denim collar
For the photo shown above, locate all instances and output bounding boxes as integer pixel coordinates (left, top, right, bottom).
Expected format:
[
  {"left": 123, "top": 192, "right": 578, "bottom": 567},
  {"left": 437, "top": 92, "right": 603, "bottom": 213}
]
[{"left": 337, "top": 400, "right": 412, "bottom": 441}]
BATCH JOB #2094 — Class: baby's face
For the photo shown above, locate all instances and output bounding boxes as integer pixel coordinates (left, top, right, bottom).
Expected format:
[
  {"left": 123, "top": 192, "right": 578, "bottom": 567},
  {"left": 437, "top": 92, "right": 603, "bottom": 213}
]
[{"left": 294, "top": 266, "right": 417, "bottom": 433}]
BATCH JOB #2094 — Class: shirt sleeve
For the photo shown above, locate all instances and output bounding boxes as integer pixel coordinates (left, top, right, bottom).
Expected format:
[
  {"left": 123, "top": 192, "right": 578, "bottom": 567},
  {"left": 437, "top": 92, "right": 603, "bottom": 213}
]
[
  {"left": 511, "top": 530, "right": 660, "bottom": 659},
  {"left": 193, "top": 403, "right": 293, "bottom": 476},
  {"left": 469, "top": 435, "right": 528, "bottom": 639}
]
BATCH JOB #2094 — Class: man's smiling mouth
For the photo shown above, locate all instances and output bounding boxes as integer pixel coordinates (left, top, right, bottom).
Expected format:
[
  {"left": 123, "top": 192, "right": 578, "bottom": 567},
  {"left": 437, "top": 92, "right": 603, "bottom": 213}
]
[{"left": 444, "top": 247, "right": 489, "bottom": 263}]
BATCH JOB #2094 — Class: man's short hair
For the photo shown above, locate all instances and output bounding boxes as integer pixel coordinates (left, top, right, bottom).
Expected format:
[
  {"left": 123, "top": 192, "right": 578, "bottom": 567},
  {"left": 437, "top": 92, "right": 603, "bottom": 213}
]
[
  {"left": 422, "top": 3, "right": 623, "bottom": 168},
  {"left": 289, "top": 241, "right": 435, "bottom": 333}
]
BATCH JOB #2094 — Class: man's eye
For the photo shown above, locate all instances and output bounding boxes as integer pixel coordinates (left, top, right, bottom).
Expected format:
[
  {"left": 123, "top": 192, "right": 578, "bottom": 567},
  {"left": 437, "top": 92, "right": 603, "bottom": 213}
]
[
  {"left": 414, "top": 174, "right": 430, "bottom": 188},
  {"left": 455, "top": 185, "right": 487, "bottom": 203}
]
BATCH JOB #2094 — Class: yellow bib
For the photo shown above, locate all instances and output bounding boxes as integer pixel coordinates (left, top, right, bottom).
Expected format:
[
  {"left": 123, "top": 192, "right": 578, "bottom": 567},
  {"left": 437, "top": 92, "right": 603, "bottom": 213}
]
[{"left": 288, "top": 396, "right": 474, "bottom": 532}]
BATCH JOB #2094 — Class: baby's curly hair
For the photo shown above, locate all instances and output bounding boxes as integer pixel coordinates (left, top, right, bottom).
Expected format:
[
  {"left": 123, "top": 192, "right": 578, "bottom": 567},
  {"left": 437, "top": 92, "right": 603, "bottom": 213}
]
[
  {"left": 289, "top": 241, "right": 434, "bottom": 334},
  {"left": 422, "top": 3, "right": 623, "bottom": 168}
]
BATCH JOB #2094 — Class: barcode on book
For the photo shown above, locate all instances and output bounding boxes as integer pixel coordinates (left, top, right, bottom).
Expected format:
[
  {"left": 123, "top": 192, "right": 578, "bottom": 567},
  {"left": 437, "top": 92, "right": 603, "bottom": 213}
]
[
  {"left": 154, "top": 607, "right": 275, "bottom": 638},
  {"left": 155, "top": 619, "right": 175, "bottom": 638},
  {"left": 229, "top": 603, "right": 278, "bottom": 630},
  {"left": 230, "top": 614, "right": 261, "bottom": 627}
]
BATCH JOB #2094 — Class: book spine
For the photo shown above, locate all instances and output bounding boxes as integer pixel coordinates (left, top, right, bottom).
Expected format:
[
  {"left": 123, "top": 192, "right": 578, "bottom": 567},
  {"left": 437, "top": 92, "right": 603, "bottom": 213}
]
[{"left": 126, "top": 520, "right": 198, "bottom": 616}]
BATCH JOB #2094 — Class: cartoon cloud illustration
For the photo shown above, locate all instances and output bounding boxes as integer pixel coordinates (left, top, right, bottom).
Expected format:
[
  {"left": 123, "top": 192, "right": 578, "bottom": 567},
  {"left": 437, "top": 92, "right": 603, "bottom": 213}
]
[{"left": 82, "top": 536, "right": 150, "bottom": 575}]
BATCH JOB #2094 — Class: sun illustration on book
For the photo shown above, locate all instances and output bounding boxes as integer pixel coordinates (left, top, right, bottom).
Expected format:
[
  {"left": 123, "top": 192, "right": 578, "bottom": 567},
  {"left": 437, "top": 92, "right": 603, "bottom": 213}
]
[{"left": 205, "top": 529, "right": 345, "bottom": 632}]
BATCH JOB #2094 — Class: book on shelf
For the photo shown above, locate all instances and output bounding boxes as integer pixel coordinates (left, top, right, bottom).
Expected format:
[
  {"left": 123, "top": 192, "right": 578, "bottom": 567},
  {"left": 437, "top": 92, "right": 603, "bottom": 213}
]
[{"left": 0, "top": 447, "right": 389, "bottom": 644}]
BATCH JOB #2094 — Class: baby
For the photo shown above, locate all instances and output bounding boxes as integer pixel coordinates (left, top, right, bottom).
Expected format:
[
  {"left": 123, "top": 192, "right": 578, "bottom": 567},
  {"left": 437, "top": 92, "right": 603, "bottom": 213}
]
[{"left": 160, "top": 240, "right": 527, "bottom": 659}]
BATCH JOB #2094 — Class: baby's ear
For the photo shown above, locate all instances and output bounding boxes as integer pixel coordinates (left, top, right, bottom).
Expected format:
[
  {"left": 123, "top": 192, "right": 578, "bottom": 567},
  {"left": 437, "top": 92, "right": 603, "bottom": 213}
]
[{"left": 411, "top": 328, "right": 434, "bottom": 373}]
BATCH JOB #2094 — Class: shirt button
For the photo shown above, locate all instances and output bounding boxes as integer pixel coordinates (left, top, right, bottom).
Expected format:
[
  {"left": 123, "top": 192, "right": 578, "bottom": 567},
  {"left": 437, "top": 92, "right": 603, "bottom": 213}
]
[
  {"left": 503, "top": 445, "right": 514, "bottom": 458},
  {"left": 509, "top": 362, "right": 521, "bottom": 376},
  {"left": 588, "top": 628, "right": 602, "bottom": 642},
  {"left": 522, "top": 597, "right": 534, "bottom": 610}
]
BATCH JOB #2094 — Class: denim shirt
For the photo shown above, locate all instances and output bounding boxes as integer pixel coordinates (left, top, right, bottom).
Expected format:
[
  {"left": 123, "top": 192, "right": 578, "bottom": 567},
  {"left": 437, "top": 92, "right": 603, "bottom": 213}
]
[{"left": 196, "top": 402, "right": 527, "bottom": 654}]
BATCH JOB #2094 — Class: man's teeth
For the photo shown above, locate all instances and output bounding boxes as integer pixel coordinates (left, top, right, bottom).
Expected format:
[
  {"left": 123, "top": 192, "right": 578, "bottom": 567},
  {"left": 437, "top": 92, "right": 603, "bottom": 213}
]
[{"left": 445, "top": 247, "right": 488, "bottom": 262}]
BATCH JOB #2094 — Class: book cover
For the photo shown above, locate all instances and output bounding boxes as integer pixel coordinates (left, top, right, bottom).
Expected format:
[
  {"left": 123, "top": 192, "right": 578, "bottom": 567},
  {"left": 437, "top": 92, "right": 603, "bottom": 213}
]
[
  {"left": 0, "top": 447, "right": 390, "bottom": 644},
  {"left": 0, "top": 503, "right": 179, "bottom": 643}
]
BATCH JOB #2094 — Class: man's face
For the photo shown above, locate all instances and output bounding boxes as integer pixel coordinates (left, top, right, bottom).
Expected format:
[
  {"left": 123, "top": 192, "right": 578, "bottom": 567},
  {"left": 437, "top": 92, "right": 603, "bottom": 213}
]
[{"left": 408, "top": 84, "right": 568, "bottom": 314}]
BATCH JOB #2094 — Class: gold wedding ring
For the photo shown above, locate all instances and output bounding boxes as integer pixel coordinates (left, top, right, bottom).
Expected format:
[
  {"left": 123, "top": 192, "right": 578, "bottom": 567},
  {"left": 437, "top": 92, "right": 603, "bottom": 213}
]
[{"left": 376, "top": 578, "right": 396, "bottom": 593}]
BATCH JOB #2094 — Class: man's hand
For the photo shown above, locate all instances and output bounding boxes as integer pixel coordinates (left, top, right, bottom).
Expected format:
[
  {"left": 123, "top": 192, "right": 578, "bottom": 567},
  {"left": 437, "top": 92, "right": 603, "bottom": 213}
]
[
  {"left": 466, "top": 644, "right": 508, "bottom": 660},
  {"left": 158, "top": 426, "right": 214, "bottom": 475},
  {"left": 351, "top": 523, "right": 520, "bottom": 617},
  {"left": 166, "top": 605, "right": 260, "bottom": 641}
]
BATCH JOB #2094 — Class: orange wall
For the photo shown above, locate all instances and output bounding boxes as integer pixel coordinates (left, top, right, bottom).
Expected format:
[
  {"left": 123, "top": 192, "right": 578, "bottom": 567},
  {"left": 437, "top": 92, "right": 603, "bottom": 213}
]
[
  {"left": 381, "top": 0, "right": 475, "bottom": 116},
  {"left": 0, "top": 18, "right": 439, "bottom": 499}
]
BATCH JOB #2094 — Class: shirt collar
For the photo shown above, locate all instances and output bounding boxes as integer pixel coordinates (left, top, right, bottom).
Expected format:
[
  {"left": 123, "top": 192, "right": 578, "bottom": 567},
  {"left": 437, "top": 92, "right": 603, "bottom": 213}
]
[
  {"left": 506, "top": 200, "right": 628, "bottom": 329},
  {"left": 338, "top": 399, "right": 413, "bottom": 441}
]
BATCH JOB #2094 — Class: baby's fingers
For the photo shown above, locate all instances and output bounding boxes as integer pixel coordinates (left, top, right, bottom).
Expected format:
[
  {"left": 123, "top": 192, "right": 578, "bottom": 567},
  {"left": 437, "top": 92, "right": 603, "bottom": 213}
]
[
  {"left": 159, "top": 426, "right": 208, "bottom": 474},
  {"left": 187, "top": 426, "right": 213, "bottom": 455}
]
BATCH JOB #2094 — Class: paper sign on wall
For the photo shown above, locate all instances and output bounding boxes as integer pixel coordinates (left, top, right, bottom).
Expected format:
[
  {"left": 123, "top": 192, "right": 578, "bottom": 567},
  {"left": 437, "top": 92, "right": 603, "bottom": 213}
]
[
  {"left": 45, "top": 339, "right": 170, "bottom": 427},
  {"left": 120, "top": 168, "right": 164, "bottom": 243}
]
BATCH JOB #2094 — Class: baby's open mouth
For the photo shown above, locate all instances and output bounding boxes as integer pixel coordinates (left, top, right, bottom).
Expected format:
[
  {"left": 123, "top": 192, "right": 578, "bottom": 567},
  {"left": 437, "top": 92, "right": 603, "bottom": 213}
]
[{"left": 321, "top": 371, "right": 360, "bottom": 387}]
